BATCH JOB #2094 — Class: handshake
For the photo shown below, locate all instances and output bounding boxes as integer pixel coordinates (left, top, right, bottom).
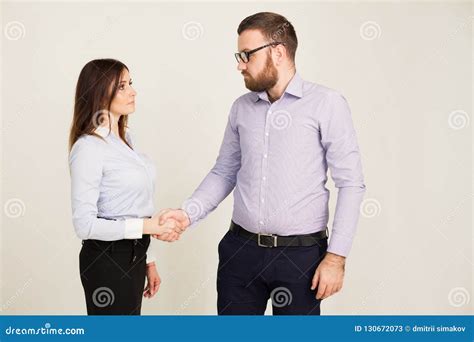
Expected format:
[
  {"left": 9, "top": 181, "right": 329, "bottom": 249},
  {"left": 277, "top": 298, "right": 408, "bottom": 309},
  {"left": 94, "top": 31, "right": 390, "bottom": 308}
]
[{"left": 143, "top": 209, "right": 191, "bottom": 242}]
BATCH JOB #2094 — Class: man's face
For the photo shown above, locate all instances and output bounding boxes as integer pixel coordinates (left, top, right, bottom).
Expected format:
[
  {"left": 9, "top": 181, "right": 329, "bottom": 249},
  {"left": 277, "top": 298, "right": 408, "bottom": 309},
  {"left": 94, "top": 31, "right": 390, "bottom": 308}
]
[{"left": 237, "top": 29, "right": 278, "bottom": 92}]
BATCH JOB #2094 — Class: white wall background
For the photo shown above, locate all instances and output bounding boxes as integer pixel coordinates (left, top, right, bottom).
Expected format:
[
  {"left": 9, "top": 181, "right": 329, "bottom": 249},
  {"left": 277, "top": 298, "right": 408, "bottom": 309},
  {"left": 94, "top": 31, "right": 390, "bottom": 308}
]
[{"left": 1, "top": 1, "right": 472, "bottom": 315}]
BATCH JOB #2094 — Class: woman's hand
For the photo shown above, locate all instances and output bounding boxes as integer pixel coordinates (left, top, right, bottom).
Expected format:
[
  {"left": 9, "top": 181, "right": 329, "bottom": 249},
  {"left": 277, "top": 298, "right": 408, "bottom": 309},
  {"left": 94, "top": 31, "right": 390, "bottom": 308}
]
[
  {"left": 151, "top": 230, "right": 181, "bottom": 242},
  {"left": 149, "top": 209, "right": 184, "bottom": 242},
  {"left": 143, "top": 262, "right": 161, "bottom": 298},
  {"left": 143, "top": 214, "right": 180, "bottom": 236}
]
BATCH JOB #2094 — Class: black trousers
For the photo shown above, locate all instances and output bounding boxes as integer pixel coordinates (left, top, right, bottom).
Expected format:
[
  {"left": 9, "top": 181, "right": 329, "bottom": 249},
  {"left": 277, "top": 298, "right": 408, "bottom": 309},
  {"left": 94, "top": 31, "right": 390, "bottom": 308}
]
[
  {"left": 217, "top": 228, "right": 328, "bottom": 315},
  {"left": 79, "top": 235, "right": 150, "bottom": 315}
]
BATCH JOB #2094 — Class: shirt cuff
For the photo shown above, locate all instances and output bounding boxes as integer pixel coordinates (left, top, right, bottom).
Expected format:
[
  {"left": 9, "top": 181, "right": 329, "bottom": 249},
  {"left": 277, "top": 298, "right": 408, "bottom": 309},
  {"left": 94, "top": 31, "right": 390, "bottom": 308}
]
[
  {"left": 146, "top": 255, "right": 156, "bottom": 264},
  {"left": 146, "top": 240, "right": 156, "bottom": 264},
  {"left": 180, "top": 204, "right": 199, "bottom": 230},
  {"left": 327, "top": 231, "right": 353, "bottom": 257},
  {"left": 124, "top": 218, "right": 143, "bottom": 239}
]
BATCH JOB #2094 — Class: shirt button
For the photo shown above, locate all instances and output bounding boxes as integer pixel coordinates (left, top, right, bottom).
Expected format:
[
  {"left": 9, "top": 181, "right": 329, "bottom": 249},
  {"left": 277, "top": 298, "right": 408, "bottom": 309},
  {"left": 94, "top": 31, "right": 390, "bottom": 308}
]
[
  {"left": 259, "top": 221, "right": 264, "bottom": 225},
  {"left": 261, "top": 198, "right": 265, "bottom": 203},
  {"left": 265, "top": 132, "right": 269, "bottom": 136},
  {"left": 262, "top": 176, "right": 266, "bottom": 181},
  {"left": 264, "top": 154, "right": 268, "bottom": 158}
]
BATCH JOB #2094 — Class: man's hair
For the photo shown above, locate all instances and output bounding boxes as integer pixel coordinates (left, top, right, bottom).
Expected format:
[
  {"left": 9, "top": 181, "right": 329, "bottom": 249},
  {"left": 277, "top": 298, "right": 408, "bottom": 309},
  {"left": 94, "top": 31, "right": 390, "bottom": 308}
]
[{"left": 237, "top": 12, "right": 298, "bottom": 62}]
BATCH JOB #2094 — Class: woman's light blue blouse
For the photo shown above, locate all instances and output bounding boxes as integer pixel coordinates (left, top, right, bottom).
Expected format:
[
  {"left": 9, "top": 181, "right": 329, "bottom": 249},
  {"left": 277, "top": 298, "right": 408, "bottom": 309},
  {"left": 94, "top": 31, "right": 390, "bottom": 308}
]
[{"left": 69, "top": 126, "right": 156, "bottom": 262}]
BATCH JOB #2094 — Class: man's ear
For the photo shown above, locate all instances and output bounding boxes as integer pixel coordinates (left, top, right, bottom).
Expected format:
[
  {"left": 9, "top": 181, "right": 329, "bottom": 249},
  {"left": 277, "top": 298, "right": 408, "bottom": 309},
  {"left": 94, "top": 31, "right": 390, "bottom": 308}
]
[{"left": 273, "top": 44, "right": 286, "bottom": 66}]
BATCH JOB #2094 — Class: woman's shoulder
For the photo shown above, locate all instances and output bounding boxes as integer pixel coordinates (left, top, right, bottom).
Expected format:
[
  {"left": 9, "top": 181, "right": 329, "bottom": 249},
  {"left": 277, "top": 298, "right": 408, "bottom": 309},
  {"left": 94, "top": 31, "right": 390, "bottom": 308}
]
[{"left": 69, "top": 131, "right": 108, "bottom": 157}]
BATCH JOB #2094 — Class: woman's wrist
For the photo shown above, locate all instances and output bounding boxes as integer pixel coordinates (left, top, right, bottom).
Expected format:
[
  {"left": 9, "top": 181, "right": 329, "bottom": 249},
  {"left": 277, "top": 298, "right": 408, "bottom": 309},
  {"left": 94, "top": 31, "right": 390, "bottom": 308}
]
[
  {"left": 142, "top": 218, "right": 152, "bottom": 234},
  {"left": 146, "top": 261, "right": 156, "bottom": 268}
]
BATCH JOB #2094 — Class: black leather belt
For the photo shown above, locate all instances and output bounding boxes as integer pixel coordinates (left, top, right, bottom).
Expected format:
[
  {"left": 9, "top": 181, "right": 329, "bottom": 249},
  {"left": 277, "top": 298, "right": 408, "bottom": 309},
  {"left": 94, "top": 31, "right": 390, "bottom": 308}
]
[{"left": 229, "top": 221, "right": 328, "bottom": 248}]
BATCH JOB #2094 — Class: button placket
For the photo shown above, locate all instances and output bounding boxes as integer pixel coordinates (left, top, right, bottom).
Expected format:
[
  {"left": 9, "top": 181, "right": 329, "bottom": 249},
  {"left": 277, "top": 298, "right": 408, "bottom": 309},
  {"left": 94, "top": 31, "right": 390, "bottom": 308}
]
[{"left": 258, "top": 106, "right": 273, "bottom": 234}]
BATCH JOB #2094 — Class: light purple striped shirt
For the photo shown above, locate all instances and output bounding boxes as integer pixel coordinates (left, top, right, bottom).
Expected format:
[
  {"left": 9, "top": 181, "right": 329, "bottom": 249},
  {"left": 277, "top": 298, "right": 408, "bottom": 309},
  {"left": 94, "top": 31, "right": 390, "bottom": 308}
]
[{"left": 183, "top": 72, "right": 366, "bottom": 257}]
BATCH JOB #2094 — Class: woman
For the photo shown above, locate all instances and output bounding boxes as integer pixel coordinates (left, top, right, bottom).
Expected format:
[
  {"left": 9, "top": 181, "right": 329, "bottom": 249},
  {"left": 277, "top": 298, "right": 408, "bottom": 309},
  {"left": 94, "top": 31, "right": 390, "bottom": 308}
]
[{"left": 68, "top": 59, "right": 179, "bottom": 315}]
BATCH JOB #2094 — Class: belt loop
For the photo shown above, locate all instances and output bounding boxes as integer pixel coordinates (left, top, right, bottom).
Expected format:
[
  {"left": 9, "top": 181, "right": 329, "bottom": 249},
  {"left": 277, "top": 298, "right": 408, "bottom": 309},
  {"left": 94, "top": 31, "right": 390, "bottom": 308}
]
[{"left": 230, "top": 221, "right": 240, "bottom": 235}]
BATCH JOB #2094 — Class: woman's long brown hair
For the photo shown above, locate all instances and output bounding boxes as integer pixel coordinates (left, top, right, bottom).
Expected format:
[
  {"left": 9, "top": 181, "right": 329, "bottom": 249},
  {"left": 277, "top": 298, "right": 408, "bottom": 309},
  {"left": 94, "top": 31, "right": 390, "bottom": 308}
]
[{"left": 68, "top": 59, "right": 132, "bottom": 152}]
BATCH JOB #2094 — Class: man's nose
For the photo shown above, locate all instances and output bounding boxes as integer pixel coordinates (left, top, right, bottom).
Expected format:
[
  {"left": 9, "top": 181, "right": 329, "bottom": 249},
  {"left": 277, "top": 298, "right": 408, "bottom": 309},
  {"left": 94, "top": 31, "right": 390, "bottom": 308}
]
[{"left": 237, "top": 61, "right": 247, "bottom": 71}]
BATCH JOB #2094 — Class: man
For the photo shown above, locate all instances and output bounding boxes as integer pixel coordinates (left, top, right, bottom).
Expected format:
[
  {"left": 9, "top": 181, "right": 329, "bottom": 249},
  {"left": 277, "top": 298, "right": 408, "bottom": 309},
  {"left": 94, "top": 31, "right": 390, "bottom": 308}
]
[{"left": 158, "top": 12, "right": 366, "bottom": 315}]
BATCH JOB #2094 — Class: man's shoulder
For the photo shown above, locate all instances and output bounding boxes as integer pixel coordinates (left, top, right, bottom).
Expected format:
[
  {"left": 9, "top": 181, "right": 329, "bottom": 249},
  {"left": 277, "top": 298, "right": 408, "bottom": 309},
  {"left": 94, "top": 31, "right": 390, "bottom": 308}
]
[
  {"left": 232, "top": 91, "right": 258, "bottom": 106},
  {"left": 229, "top": 77, "right": 347, "bottom": 106},
  {"left": 301, "top": 78, "right": 344, "bottom": 100}
]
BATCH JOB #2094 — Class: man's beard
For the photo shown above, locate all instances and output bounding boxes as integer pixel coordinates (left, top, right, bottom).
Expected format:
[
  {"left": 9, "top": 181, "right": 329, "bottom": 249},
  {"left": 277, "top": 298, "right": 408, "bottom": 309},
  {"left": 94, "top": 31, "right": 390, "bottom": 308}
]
[{"left": 242, "top": 55, "right": 278, "bottom": 92}]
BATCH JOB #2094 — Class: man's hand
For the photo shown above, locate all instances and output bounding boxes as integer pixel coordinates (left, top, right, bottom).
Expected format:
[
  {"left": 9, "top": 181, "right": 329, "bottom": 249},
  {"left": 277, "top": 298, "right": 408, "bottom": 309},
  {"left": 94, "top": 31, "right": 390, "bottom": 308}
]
[
  {"left": 153, "top": 229, "right": 181, "bottom": 242},
  {"left": 311, "top": 252, "right": 346, "bottom": 300},
  {"left": 150, "top": 209, "right": 191, "bottom": 242},
  {"left": 159, "top": 209, "right": 191, "bottom": 234}
]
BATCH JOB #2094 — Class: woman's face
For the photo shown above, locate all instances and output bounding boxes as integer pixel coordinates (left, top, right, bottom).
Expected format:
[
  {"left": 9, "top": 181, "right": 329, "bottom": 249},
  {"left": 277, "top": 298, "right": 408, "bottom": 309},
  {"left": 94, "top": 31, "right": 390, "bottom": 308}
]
[{"left": 110, "top": 69, "right": 136, "bottom": 116}]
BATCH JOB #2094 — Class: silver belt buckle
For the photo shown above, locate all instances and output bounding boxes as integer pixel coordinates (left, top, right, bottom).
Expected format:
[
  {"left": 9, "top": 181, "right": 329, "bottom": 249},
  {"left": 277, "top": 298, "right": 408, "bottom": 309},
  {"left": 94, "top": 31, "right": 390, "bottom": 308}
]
[{"left": 257, "top": 233, "right": 277, "bottom": 247}]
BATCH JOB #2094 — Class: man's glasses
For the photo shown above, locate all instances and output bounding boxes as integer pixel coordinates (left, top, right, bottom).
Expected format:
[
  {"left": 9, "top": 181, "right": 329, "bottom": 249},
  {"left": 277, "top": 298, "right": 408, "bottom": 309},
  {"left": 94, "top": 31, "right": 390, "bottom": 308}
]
[{"left": 234, "top": 42, "right": 284, "bottom": 63}]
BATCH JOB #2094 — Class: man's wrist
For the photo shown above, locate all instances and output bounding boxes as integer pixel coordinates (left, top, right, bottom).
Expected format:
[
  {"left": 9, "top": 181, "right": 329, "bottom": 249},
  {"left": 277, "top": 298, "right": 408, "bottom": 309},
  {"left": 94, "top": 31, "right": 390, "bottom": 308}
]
[
  {"left": 324, "top": 252, "right": 346, "bottom": 265},
  {"left": 179, "top": 208, "right": 192, "bottom": 225}
]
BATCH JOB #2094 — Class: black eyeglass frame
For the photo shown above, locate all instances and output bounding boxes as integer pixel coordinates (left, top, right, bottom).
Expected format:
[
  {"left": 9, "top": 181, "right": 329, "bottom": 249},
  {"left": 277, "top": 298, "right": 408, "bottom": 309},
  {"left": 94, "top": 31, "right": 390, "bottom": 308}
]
[{"left": 234, "top": 42, "right": 285, "bottom": 63}]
